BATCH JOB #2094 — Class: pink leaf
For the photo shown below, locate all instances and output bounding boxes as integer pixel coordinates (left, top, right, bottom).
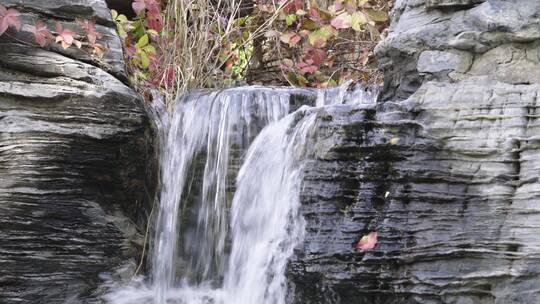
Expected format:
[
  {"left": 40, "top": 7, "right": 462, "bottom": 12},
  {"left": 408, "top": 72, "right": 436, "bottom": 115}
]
[
  {"left": 62, "top": 30, "right": 74, "bottom": 44},
  {"left": 143, "top": 1, "right": 163, "bottom": 31},
  {"left": 73, "top": 39, "right": 82, "bottom": 48},
  {"left": 132, "top": 0, "right": 146, "bottom": 15},
  {"left": 92, "top": 43, "right": 105, "bottom": 57},
  {"left": 328, "top": 2, "right": 343, "bottom": 14},
  {"left": 0, "top": 4, "right": 21, "bottom": 36},
  {"left": 290, "top": 34, "right": 302, "bottom": 46},
  {"left": 77, "top": 18, "right": 102, "bottom": 45},
  {"left": 28, "top": 20, "right": 51, "bottom": 47},
  {"left": 355, "top": 231, "right": 377, "bottom": 251},
  {"left": 126, "top": 45, "right": 137, "bottom": 57},
  {"left": 55, "top": 23, "right": 76, "bottom": 49},
  {"left": 0, "top": 20, "right": 8, "bottom": 37},
  {"left": 331, "top": 13, "right": 352, "bottom": 29}
]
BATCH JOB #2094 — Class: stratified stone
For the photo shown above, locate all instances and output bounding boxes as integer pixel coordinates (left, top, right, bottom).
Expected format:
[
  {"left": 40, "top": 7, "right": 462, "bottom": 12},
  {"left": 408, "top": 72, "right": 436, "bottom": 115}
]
[
  {"left": 417, "top": 50, "right": 472, "bottom": 74},
  {"left": 1, "top": 0, "right": 126, "bottom": 81},
  {"left": 0, "top": 0, "right": 156, "bottom": 301},
  {"left": 0, "top": 41, "right": 155, "bottom": 303},
  {"left": 289, "top": 1, "right": 540, "bottom": 303},
  {"left": 376, "top": 0, "right": 540, "bottom": 101},
  {"left": 426, "top": 0, "right": 485, "bottom": 9}
]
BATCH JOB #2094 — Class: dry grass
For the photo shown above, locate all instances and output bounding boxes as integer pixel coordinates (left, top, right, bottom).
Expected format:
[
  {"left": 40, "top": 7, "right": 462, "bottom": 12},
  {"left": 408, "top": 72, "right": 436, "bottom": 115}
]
[{"left": 159, "top": 0, "right": 284, "bottom": 106}]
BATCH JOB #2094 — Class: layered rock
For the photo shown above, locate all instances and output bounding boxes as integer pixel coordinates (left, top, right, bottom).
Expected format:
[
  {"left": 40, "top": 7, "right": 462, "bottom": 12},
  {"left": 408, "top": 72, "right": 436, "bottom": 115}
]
[
  {"left": 0, "top": 1, "right": 155, "bottom": 303},
  {"left": 290, "top": 1, "right": 540, "bottom": 303}
]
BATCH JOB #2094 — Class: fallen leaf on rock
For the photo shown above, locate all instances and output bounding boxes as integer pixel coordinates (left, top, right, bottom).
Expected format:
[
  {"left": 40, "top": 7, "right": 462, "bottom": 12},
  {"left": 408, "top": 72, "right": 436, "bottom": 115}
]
[{"left": 355, "top": 231, "right": 377, "bottom": 251}]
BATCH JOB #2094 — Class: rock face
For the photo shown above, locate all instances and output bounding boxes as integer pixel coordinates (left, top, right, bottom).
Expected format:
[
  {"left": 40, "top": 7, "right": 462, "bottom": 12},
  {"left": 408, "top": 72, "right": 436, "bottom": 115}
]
[
  {"left": 0, "top": 1, "right": 155, "bottom": 303},
  {"left": 290, "top": 1, "right": 540, "bottom": 303}
]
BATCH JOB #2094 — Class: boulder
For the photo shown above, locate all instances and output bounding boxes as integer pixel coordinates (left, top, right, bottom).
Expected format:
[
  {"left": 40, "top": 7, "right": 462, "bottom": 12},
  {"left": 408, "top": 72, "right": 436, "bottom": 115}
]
[
  {"left": 290, "top": 1, "right": 540, "bottom": 303},
  {"left": 0, "top": 1, "right": 156, "bottom": 303}
]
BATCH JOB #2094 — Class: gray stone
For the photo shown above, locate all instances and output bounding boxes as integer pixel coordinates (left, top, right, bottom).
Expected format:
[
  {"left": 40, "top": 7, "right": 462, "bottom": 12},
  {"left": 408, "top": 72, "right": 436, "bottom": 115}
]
[
  {"left": 289, "top": 1, "right": 540, "bottom": 303},
  {"left": 376, "top": 0, "right": 540, "bottom": 101},
  {"left": 1, "top": 0, "right": 126, "bottom": 81},
  {"left": 290, "top": 78, "right": 540, "bottom": 304},
  {"left": 0, "top": 0, "right": 157, "bottom": 302},
  {"left": 426, "top": 0, "right": 485, "bottom": 9},
  {"left": 417, "top": 50, "right": 472, "bottom": 74},
  {"left": 0, "top": 41, "right": 156, "bottom": 303}
]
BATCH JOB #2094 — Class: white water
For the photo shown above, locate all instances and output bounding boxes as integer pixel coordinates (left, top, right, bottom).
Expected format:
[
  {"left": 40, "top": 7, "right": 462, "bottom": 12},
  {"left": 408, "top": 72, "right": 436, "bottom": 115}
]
[{"left": 104, "top": 84, "right": 376, "bottom": 304}]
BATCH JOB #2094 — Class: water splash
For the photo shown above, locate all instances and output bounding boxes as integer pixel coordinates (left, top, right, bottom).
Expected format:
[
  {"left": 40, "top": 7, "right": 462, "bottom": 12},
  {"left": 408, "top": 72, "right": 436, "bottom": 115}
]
[{"left": 104, "top": 85, "right": 376, "bottom": 304}]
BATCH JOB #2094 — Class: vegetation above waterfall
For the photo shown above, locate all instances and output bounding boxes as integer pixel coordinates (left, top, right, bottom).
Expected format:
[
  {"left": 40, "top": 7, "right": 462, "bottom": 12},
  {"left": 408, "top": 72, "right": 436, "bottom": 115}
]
[
  {"left": 112, "top": 0, "right": 391, "bottom": 104},
  {"left": 0, "top": 0, "right": 390, "bottom": 105}
]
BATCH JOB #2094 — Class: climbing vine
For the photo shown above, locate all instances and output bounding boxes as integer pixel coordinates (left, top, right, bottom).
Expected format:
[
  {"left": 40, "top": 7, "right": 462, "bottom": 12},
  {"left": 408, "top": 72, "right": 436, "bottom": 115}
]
[
  {"left": 251, "top": 0, "right": 390, "bottom": 87},
  {"left": 0, "top": 4, "right": 106, "bottom": 57},
  {"left": 2, "top": 0, "right": 390, "bottom": 101}
]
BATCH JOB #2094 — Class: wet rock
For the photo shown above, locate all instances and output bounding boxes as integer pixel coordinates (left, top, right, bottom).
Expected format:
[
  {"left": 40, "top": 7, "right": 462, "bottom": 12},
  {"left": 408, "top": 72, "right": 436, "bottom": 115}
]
[
  {"left": 290, "top": 1, "right": 540, "bottom": 303},
  {"left": 1, "top": 0, "right": 126, "bottom": 81},
  {"left": 0, "top": 1, "right": 156, "bottom": 303}
]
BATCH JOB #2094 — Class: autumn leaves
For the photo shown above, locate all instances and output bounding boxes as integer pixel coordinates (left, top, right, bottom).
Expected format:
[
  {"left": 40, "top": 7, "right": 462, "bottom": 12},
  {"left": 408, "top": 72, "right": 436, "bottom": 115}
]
[
  {"left": 0, "top": 4, "right": 20, "bottom": 36},
  {"left": 264, "top": 0, "right": 390, "bottom": 87},
  {"left": 0, "top": 4, "right": 106, "bottom": 57}
]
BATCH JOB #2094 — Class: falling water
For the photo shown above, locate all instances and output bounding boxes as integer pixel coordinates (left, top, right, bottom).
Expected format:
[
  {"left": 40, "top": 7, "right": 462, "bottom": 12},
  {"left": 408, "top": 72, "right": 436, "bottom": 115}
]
[{"left": 104, "top": 84, "right": 376, "bottom": 304}]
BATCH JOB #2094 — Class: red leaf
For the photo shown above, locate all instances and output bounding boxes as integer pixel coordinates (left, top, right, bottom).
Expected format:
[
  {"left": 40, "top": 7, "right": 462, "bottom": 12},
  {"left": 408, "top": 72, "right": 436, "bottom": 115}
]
[
  {"left": 132, "top": 0, "right": 146, "bottom": 15},
  {"left": 0, "top": 4, "right": 21, "bottom": 36},
  {"left": 126, "top": 45, "right": 137, "bottom": 57},
  {"left": 28, "top": 20, "right": 51, "bottom": 47},
  {"left": 77, "top": 18, "right": 102, "bottom": 45},
  {"left": 282, "top": 0, "right": 302, "bottom": 13},
  {"left": 290, "top": 34, "right": 302, "bottom": 46},
  {"left": 355, "top": 231, "right": 377, "bottom": 251},
  {"left": 146, "top": 7, "right": 164, "bottom": 32},
  {"left": 55, "top": 23, "right": 77, "bottom": 49}
]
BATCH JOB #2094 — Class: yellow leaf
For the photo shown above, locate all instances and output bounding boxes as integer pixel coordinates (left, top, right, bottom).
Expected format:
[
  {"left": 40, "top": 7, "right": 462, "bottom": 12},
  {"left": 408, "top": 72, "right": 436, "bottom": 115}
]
[
  {"left": 140, "top": 51, "right": 150, "bottom": 69},
  {"left": 143, "top": 45, "right": 156, "bottom": 55},
  {"left": 301, "top": 18, "right": 318, "bottom": 30},
  {"left": 351, "top": 12, "right": 367, "bottom": 32},
  {"left": 363, "top": 9, "right": 388, "bottom": 23},
  {"left": 136, "top": 34, "right": 149, "bottom": 49},
  {"left": 308, "top": 25, "right": 333, "bottom": 47}
]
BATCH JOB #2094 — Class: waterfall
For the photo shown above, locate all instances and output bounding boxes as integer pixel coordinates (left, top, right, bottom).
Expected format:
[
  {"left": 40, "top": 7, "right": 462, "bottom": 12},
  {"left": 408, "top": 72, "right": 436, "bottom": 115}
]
[{"left": 104, "top": 84, "right": 376, "bottom": 304}]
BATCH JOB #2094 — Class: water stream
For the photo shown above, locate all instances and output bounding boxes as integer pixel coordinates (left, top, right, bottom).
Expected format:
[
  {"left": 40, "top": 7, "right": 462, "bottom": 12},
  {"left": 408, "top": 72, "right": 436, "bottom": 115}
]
[{"left": 104, "top": 84, "right": 376, "bottom": 304}]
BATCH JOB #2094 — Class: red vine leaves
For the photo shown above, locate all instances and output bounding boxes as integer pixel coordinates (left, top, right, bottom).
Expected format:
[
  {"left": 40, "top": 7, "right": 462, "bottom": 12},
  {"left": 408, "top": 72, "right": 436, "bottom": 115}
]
[{"left": 0, "top": 4, "right": 106, "bottom": 57}]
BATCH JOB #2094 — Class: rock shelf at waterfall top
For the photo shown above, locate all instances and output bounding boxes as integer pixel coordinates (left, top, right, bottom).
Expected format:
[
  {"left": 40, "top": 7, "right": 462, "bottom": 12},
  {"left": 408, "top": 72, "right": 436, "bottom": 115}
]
[{"left": 3, "top": 0, "right": 540, "bottom": 304}]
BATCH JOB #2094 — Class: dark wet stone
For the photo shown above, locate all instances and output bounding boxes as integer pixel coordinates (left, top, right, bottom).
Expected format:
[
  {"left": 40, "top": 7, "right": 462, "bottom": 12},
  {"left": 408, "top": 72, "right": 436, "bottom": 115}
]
[
  {"left": 0, "top": 1, "right": 156, "bottom": 302},
  {"left": 290, "top": 1, "right": 540, "bottom": 303}
]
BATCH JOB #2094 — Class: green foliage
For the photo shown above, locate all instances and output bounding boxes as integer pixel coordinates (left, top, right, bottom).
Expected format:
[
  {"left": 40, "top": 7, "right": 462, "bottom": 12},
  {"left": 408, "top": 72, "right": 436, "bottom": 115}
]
[
  {"left": 109, "top": 0, "right": 390, "bottom": 98},
  {"left": 111, "top": 1, "right": 171, "bottom": 94},
  {"left": 256, "top": 0, "right": 389, "bottom": 87}
]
